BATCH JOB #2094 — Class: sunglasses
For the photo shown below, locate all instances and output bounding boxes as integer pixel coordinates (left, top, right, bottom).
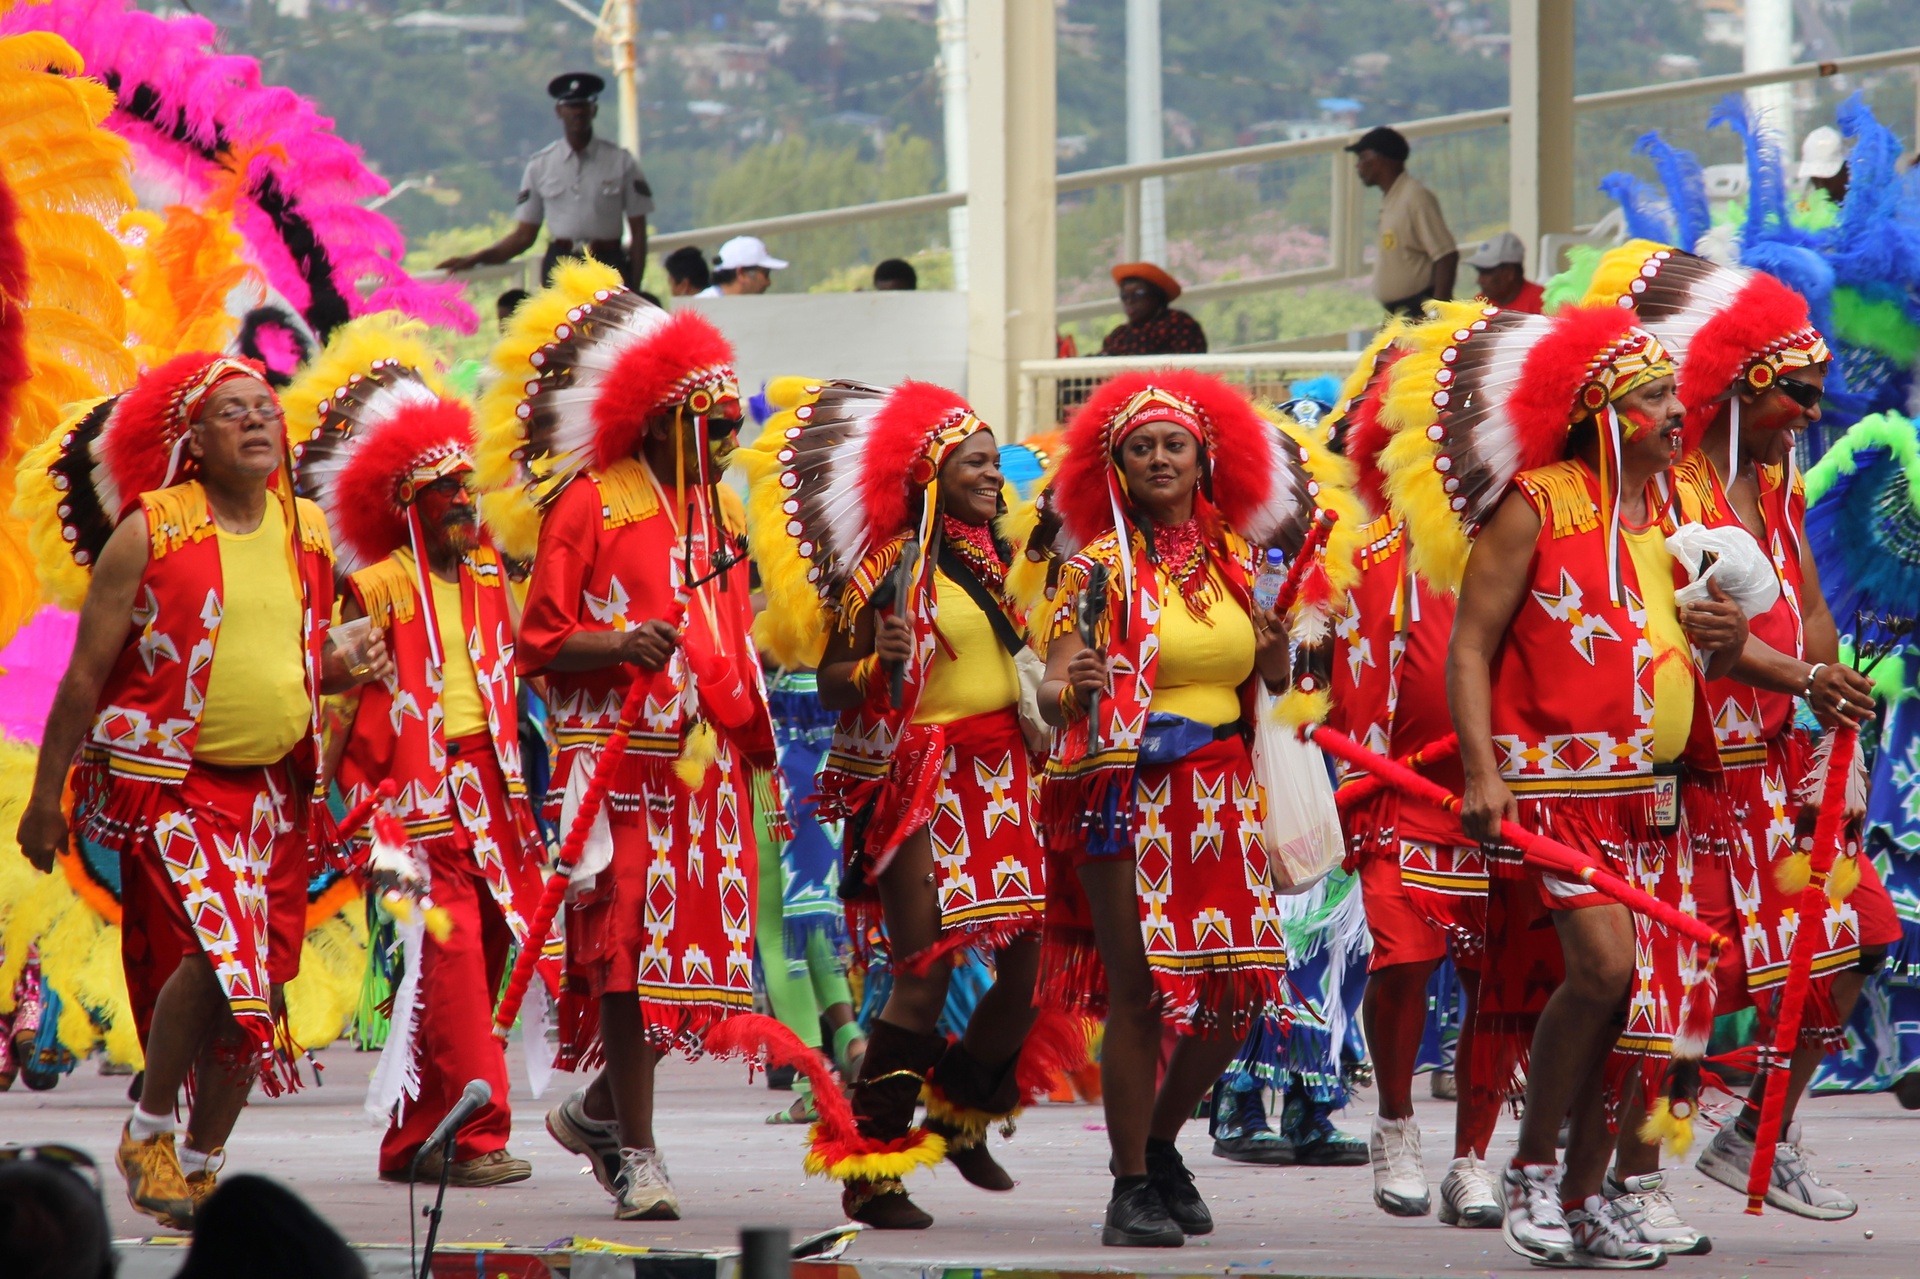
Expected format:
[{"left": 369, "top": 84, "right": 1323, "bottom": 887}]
[
  {"left": 0, "top": 1143, "right": 104, "bottom": 1196},
  {"left": 1773, "top": 376, "right": 1823, "bottom": 410}
]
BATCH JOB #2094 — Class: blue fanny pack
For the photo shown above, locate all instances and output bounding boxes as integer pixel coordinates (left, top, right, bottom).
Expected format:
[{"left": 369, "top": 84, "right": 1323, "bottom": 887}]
[{"left": 1137, "top": 712, "right": 1242, "bottom": 766}]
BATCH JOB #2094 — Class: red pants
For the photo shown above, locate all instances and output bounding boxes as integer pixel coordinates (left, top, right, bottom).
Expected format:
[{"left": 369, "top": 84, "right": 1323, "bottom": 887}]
[{"left": 379, "top": 838, "right": 516, "bottom": 1171}]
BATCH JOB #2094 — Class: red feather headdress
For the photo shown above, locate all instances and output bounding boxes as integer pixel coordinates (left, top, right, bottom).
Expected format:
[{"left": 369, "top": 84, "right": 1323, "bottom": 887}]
[
  {"left": 284, "top": 315, "right": 472, "bottom": 573},
  {"left": 750, "top": 378, "right": 987, "bottom": 606},
  {"left": 1581, "top": 242, "right": 1829, "bottom": 461},
  {"left": 93, "top": 351, "right": 268, "bottom": 521},
  {"left": 1052, "top": 368, "right": 1320, "bottom": 556}
]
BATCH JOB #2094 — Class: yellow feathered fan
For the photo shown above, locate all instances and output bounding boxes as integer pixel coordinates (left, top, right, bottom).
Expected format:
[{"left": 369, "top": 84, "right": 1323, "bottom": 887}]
[{"left": 0, "top": 29, "right": 135, "bottom": 649}]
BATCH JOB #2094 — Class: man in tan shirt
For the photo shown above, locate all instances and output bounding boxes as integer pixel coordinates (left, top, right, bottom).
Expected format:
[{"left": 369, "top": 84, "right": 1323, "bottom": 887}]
[{"left": 1348, "top": 126, "right": 1458, "bottom": 318}]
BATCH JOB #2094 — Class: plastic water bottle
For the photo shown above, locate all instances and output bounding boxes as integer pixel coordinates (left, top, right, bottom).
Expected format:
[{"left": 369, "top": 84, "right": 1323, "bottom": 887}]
[{"left": 1251, "top": 547, "right": 1287, "bottom": 613}]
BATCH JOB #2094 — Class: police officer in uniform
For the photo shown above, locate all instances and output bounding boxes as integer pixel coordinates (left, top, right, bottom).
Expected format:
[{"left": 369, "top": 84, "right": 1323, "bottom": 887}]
[{"left": 438, "top": 72, "right": 653, "bottom": 289}]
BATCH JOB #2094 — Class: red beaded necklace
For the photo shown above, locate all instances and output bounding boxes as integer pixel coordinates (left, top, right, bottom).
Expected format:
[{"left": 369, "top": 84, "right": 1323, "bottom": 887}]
[
  {"left": 941, "top": 515, "right": 1007, "bottom": 595},
  {"left": 1151, "top": 517, "right": 1218, "bottom": 619}
]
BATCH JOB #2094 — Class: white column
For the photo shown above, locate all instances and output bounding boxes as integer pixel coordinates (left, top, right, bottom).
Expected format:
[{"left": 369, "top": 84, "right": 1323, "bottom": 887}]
[
  {"left": 965, "top": 0, "right": 1056, "bottom": 430},
  {"left": 1744, "top": 0, "right": 1795, "bottom": 151},
  {"left": 937, "top": 0, "right": 969, "bottom": 290},
  {"left": 1508, "top": 0, "right": 1575, "bottom": 273},
  {"left": 611, "top": 0, "right": 641, "bottom": 159},
  {"left": 1125, "top": 0, "right": 1165, "bottom": 266}
]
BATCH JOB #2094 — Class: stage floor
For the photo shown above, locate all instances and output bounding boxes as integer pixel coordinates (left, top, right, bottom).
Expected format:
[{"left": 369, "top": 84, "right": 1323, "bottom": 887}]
[{"left": 5, "top": 1039, "right": 1914, "bottom": 1278}]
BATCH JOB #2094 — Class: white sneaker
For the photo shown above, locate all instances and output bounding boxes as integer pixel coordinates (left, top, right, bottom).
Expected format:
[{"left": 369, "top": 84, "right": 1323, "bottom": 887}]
[
  {"left": 1694, "top": 1119, "right": 1857, "bottom": 1220},
  {"left": 547, "top": 1088, "right": 623, "bottom": 1196},
  {"left": 1430, "top": 1069, "right": 1458, "bottom": 1100},
  {"left": 1501, "top": 1162, "right": 1573, "bottom": 1264},
  {"left": 614, "top": 1147, "right": 681, "bottom": 1220},
  {"left": 1370, "top": 1115, "right": 1431, "bottom": 1216},
  {"left": 1604, "top": 1171, "right": 1709, "bottom": 1255},
  {"left": 1439, "top": 1153, "right": 1503, "bottom": 1228},
  {"left": 1564, "top": 1194, "right": 1666, "bottom": 1269}
]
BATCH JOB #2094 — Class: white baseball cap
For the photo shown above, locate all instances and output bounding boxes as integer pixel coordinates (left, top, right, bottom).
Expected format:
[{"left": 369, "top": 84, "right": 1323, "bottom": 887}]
[
  {"left": 1799, "top": 126, "right": 1846, "bottom": 181},
  {"left": 714, "top": 235, "right": 788, "bottom": 272},
  {"left": 1465, "top": 230, "right": 1526, "bottom": 270}
]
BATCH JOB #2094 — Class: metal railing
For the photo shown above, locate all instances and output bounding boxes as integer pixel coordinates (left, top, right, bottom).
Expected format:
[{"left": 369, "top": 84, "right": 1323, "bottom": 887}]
[
  {"left": 426, "top": 43, "right": 1919, "bottom": 307},
  {"left": 1016, "top": 351, "right": 1359, "bottom": 440}
]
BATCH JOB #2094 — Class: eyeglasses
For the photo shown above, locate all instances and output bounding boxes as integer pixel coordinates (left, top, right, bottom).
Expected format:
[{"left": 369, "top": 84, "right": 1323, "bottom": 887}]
[
  {"left": 0, "top": 1143, "right": 104, "bottom": 1196},
  {"left": 421, "top": 475, "right": 471, "bottom": 497},
  {"left": 1773, "top": 376, "right": 1823, "bottom": 410},
  {"left": 207, "top": 401, "right": 286, "bottom": 426}
]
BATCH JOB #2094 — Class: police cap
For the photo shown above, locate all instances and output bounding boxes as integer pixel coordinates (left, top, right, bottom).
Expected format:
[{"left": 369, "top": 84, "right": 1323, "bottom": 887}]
[{"left": 548, "top": 72, "right": 606, "bottom": 104}]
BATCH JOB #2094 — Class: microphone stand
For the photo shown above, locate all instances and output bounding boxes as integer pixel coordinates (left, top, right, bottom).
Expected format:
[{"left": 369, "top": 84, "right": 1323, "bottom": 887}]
[{"left": 414, "top": 1130, "right": 458, "bottom": 1279}]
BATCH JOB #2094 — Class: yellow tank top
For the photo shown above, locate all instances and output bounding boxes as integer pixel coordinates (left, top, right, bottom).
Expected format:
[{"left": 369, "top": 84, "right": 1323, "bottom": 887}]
[
  {"left": 912, "top": 571, "right": 1019, "bottom": 725},
  {"left": 197, "top": 498, "right": 310, "bottom": 766},
  {"left": 430, "top": 570, "right": 488, "bottom": 739},
  {"left": 1149, "top": 568, "right": 1255, "bottom": 727},
  {"left": 1624, "top": 527, "right": 1694, "bottom": 764}
]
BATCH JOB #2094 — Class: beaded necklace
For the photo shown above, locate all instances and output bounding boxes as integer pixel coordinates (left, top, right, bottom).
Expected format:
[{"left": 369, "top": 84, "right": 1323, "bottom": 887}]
[
  {"left": 1151, "top": 516, "right": 1219, "bottom": 619},
  {"left": 941, "top": 515, "right": 1007, "bottom": 596}
]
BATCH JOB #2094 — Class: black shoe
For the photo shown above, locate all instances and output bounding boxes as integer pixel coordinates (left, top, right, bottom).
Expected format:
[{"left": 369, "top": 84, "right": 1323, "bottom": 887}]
[
  {"left": 1896, "top": 1073, "right": 1920, "bottom": 1111},
  {"left": 765, "top": 1063, "right": 797, "bottom": 1091},
  {"left": 1102, "top": 1179, "right": 1184, "bottom": 1247},
  {"left": 1145, "top": 1139, "right": 1213, "bottom": 1235}
]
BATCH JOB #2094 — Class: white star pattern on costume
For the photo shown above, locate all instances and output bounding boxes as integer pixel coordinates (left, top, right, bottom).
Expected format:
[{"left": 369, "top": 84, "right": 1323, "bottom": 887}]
[{"left": 1531, "top": 569, "right": 1621, "bottom": 664}]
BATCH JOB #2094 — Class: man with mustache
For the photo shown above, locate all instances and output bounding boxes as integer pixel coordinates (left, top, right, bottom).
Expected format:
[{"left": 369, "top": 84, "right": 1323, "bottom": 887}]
[
  {"left": 17, "top": 354, "right": 382, "bottom": 1229},
  {"left": 289, "top": 320, "right": 550, "bottom": 1187},
  {"left": 1378, "top": 303, "right": 1748, "bottom": 1266}
]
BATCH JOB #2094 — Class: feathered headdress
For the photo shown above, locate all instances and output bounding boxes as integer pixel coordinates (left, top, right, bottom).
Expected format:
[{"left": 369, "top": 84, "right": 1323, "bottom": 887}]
[
  {"left": 1583, "top": 241, "right": 1829, "bottom": 476},
  {"left": 120, "top": 204, "right": 256, "bottom": 371},
  {"left": 1322, "top": 320, "right": 1409, "bottom": 519},
  {"left": 285, "top": 313, "right": 470, "bottom": 575},
  {"left": 474, "top": 259, "right": 738, "bottom": 560},
  {"left": 0, "top": 0, "right": 477, "bottom": 337},
  {"left": 740, "top": 376, "right": 989, "bottom": 668},
  {"left": 0, "top": 25, "right": 135, "bottom": 648},
  {"left": 1053, "top": 368, "right": 1328, "bottom": 565},
  {"left": 1378, "top": 300, "right": 1674, "bottom": 596},
  {"left": 1803, "top": 411, "right": 1920, "bottom": 642}
]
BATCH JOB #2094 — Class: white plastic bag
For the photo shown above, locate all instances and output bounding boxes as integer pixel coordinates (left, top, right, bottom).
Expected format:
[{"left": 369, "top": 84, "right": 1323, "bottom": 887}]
[
  {"left": 1252, "top": 687, "right": 1344, "bottom": 895},
  {"left": 559, "top": 756, "right": 614, "bottom": 900},
  {"left": 1666, "top": 521, "right": 1780, "bottom": 618}
]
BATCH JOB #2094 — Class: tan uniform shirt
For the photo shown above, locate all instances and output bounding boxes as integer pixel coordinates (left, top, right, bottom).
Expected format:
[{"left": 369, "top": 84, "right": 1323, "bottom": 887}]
[
  {"left": 514, "top": 136, "right": 654, "bottom": 241},
  {"left": 1371, "top": 173, "right": 1454, "bottom": 304}
]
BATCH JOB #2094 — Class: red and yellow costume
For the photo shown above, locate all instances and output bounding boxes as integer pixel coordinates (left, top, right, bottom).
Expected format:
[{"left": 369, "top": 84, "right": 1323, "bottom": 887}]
[
  {"left": 1036, "top": 370, "right": 1353, "bottom": 1031},
  {"left": 1586, "top": 243, "right": 1902, "bottom": 1042},
  {"left": 1328, "top": 336, "right": 1485, "bottom": 970},
  {"left": 286, "top": 316, "right": 550, "bottom": 1170},
  {"left": 1375, "top": 301, "right": 1724, "bottom": 1095},
  {"left": 741, "top": 377, "right": 1060, "bottom": 1208},
  {"left": 44, "top": 353, "right": 334, "bottom": 1093},
  {"left": 477, "top": 260, "right": 775, "bottom": 1067}
]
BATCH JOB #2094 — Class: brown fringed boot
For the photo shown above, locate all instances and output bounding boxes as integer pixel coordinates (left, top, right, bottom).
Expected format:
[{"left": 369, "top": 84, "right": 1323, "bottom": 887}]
[
  {"left": 841, "top": 1019, "right": 949, "bottom": 1229},
  {"left": 922, "top": 1040, "right": 1022, "bottom": 1191}
]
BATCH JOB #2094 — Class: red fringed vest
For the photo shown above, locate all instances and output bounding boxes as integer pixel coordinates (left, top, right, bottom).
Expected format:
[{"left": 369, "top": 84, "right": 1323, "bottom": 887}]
[
  {"left": 1488, "top": 460, "right": 1719, "bottom": 797},
  {"left": 340, "top": 545, "right": 528, "bottom": 837},
  {"left": 1672, "top": 450, "right": 1807, "bottom": 763},
  {"left": 81, "top": 481, "right": 334, "bottom": 849}
]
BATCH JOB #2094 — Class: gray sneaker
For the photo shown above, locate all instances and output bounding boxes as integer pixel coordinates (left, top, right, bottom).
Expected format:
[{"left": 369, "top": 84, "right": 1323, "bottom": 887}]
[
  {"left": 1564, "top": 1194, "right": 1666, "bottom": 1269},
  {"left": 1694, "top": 1120, "right": 1857, "bottom": 1220},
  {"left": 1439, "top": 1154, "right": 1503, "bottom": 1227},
  {"left": 1501, "top": 1162, "right": 1574, "bottom": 1265},
  {"left": 1604, "top": 1171, "right": 1709, "bottom": 1255},
  {"left": 614, "top": 1146, "right": 681, "bottom": 1220},
  {"left": 547, "top": 1088, "right": 622, "bottom": 1196},
  {"left": 1370, "top": 1115, "right": 1431, "bottom": 1216}
]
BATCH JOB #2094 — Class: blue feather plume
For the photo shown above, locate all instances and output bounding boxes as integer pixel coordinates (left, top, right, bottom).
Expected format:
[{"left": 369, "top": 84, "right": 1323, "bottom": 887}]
[
  {"left": 1599, "top": 170, "right": 1675, "bottom": 245},
  {"left": 1633, "top": 131, "right": 1710, "bottom": 251}
]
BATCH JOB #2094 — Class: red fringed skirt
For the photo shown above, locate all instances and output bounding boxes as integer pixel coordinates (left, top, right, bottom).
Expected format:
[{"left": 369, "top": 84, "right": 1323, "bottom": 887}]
[
  {"left": 844, "top": 708, "right": 1047, "bottom": 966},
  {"left": 1039, "top": 737, "right": 1286, "bottom": 1035}
]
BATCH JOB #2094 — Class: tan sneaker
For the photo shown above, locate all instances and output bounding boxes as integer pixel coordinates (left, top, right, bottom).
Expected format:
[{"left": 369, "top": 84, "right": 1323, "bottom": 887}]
[{"left": 116, "top": 1122, "right": 195, "bottom": 1229}]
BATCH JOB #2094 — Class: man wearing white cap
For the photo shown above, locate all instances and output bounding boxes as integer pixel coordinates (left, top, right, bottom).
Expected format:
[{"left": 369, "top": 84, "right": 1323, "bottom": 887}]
[
  {"left": 1466, "top": 231, "right": 1543, "bottom": 314},
  {"left": 697, "top": 236, "right": 788, "bottom": 297},
  {"left": 1799, "top": 125, "right": 1849, "bottom": 207}
]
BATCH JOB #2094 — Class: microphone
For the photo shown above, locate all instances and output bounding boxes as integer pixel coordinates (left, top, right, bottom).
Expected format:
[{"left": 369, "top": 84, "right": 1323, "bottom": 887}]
[{"left": 416, "top": 1079, "right": 492, "bottom": 1165}]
